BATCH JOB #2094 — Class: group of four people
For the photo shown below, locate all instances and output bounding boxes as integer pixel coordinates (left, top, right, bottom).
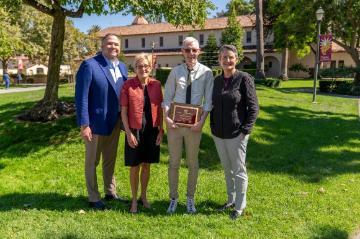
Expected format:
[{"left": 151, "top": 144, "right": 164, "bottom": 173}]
[{"left": 75, "top": 34, "right": 259, "bottom": 220}]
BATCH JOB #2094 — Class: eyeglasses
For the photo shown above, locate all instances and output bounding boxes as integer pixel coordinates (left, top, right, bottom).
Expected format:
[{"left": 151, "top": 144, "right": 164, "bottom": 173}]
[
  {"left": 183, "top": 48, "right": 199, "bottom": 53},
  {"left": 136, "top": 64, "right": 150, "bottom": 69}
]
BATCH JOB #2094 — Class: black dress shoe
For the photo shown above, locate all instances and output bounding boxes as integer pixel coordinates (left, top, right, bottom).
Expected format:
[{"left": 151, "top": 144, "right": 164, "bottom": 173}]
[
  {"left": 88, "top": 200, "right": 106, "bottom": 210},
  {"left": 104, "top": 194, "right": 126, "bottom": 202},
  {"left": 229, "top": 209, "right": 243, "bottom": 220},
  {"left": 218, "top": 202, "right": 235, "bottom": 212}
]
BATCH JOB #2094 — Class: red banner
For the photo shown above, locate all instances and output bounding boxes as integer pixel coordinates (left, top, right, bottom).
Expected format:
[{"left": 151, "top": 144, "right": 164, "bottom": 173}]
[{"left": 319, "top": 34, "right": 332, "bottom": 62}]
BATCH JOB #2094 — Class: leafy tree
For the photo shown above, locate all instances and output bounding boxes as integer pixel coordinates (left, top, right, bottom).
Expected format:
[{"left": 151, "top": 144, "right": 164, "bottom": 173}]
[
  {"left": 255, "top": 0, "right": 266, "bottom": 79},
  {"left": 318, "top": 0, "right": 360, "bottom": 86},
  {"left": 216, "top": 0, "right": 254, "bottom": 17},
  {"left": 220, "top": 2, "right": 244, "bottom": 61},
  {"left": 1, "top": 0, "right": 214, "bottom": 121},
  {"left": 86, "top": 25, "right": 102, "bottom": 55},
  {"left": 200, "top": 33, "right": 219, "bottom": 68},
  {"left": 0, "top": 7, "right": 23, "bottom": 73}
]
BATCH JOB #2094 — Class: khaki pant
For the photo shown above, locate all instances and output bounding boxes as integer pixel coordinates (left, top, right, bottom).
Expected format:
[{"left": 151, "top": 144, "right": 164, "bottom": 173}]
[
  {"left": 167, "top": 127, "right": 202, "bottom": 199},
  {"left": 84, "top": 119, "right": 121, "bottom": 202}
]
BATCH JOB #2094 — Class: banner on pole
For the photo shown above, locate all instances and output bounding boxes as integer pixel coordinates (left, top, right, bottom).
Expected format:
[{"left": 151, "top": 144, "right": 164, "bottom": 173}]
[{"left": 319, "top": 34, "right": 332, "bottom": 62}]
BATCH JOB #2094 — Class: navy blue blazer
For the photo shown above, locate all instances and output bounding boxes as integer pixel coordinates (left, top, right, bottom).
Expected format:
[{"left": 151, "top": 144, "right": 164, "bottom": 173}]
[{"left": 75, "top": 54, "right": 128, "bottom": 135}]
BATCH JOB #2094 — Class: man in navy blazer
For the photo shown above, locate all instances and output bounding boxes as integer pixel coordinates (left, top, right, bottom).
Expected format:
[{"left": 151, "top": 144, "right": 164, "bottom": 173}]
[{"left": 75, "top": 33, "right": 127, "bottom": 210}]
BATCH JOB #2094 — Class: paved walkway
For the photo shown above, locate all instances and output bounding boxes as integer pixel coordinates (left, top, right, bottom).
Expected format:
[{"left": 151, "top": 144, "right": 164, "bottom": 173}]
[{"left": 0, "top": 86, "right": 45, "bottom": 94}]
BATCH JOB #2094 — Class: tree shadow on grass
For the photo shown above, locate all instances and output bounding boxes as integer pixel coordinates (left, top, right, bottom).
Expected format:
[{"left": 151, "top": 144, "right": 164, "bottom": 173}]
[
  {"left": 311, "top": 225, "right": 348, "bottom": 239},
  {"left": 0, "top": 192, "right": 133, "bottom": 212},
  {"left": 248, "top": 105, "right": 360, "bottom": 183},
  {"left": 0, "top": 97, "right": 80, "bottom": 159}
]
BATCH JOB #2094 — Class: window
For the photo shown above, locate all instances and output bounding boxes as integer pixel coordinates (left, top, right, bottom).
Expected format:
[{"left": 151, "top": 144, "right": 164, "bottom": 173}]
[
  {"left": 338, "top": 60, "right": 344, "bottom": 68},
  {"left": 246, "top": 31, "right": 252, "bottom": 43},
  {"left": 199, "top": 34, "right": 204, "bottom": 45},
  {"left": 141, "top": 38, "right": 145, "bottom": 48},
  {"left": 178, "top": 35, "right": 183, "bottom": 46},
  {"left": 160, "top": 36, "right": 164, "bottom": 47},
  {"left": 125, "top": 39, "right": 128, "bottom": 49},
  {"left": 36, "top": 67, "right": 44, "bottom": 74},
  {"left": 166, "top": 64, "right": 169, "bottom": 67},
  {"left": 330, "top": 61, "right": 336, "bottom": 69},
  {"left": 158, "top": 64, "right": 161, "bottom": 68},
  {"left": 268, "top": 61, "right": 273, "bottom": 68}
]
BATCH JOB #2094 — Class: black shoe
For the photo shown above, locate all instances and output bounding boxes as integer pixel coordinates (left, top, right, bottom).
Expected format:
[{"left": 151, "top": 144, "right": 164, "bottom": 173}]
[
  {"left": 229, "top": 209, "right": 243, "bottom": 220},
  {"left": 218, "top": 202, "right": 235, "bottom": 212},
  {"left": 104, "top": 194, "right": 126, "bottom": 202},
  {"left": 88, "top": 200, "right": 106, "bottom": 210}
]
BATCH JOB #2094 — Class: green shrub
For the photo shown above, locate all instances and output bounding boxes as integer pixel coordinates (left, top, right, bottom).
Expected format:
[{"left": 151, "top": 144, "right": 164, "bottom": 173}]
[
  {"left": 242, "top": 69, "right": 256, "bottom": 76},
  {"left": 289, "top": 63, "right": 309, "bottom": 73},
  {"left": 155, "top": 68, "right": 172, "bottom": 85},
  {"left": 319, "top": 67, "right": 360, "bottom": 78},
  {"left": 319, "top": 79, "right": 358, "bottom": 95},
  {"left": 255, "top": 78, "right": 281, "bottom": 88},
  {"left": 212, "top": 67, "right": 222, "bottom": 77}
]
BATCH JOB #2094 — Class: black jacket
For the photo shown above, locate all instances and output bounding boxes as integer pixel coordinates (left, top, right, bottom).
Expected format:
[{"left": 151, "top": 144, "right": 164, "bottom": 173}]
[{"left": 210, "top": 70, "right": 259, "bottom": 139}]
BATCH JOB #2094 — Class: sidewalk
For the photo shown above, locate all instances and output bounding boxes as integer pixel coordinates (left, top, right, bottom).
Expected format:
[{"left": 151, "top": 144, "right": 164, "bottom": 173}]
[{"left": 0, "top": 86, "right": 45, "bottom": 94}]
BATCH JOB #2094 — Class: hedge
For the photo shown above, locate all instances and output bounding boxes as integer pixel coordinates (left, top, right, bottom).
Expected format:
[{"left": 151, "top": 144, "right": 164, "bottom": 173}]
[
  {"left": 319, "top": 67, "right": 360, "bottom": 79},
  {"left": 255, "top": 78, "right": 281, "bottom": 88},
  {"left": 319, "top": 79, "right": 360, "bottom": 96},
  {"left": 155, "top": 68, "right": 172, "bottom": 85}
]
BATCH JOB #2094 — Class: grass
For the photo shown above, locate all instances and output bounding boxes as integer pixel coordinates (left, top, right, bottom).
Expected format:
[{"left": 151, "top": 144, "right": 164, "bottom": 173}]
[{"left": 0, "top": 80, "right": 359, "bottom": 239}]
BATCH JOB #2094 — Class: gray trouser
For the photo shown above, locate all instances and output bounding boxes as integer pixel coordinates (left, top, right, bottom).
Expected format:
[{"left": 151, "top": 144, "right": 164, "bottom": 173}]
[
  {"left": 213, "top": 134, "right": 249, "bottom": 211},
  {"left": 167, "top": 127, "right": 202, "bottom": 199}
]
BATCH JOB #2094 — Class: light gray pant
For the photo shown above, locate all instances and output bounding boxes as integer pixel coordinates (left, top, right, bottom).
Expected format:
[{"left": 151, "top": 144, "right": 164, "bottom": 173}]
[
  {"left": 213, "top": 134, "right": 249, "bottom": 211},
  {"left": 167, "top": 127, "right": 202, "bottom": 199}
]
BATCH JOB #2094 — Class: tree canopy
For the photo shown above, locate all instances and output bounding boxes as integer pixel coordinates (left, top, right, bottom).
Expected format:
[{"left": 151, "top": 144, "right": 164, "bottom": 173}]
[
  {"left": 200, "top": 33, "right": 219, "bottom": 68},
  {"left": 0, "top": 0, "right": 215, "bottom": 121},
  {"left": 220, "top": 3, "right": 244, "bottom": 61}
]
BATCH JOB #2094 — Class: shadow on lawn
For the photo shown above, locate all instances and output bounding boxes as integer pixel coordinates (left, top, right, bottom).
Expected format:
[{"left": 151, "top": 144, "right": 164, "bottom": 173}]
[
  {"left": 0, "top": 97, "right": 80, "bottom": 159},
  {"left": 0, "top": 193, "right": 88, "bottom": 211},
  {"left": 248, "top": 105, "right": 360, "bottom": 182},
  {"left": 311, "top": 225, "right": 348, "bottom": 239}
]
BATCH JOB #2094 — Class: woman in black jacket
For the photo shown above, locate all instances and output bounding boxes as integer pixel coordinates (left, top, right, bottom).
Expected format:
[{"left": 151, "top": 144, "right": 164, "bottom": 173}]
[{"left": 210, "top": 45, "right": 259, "bottom": 220}]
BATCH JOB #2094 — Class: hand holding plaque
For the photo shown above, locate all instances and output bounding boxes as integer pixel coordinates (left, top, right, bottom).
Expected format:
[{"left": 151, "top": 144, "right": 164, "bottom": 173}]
[{"left": 169, "top": 102, "right": 202, "bottom": 127}]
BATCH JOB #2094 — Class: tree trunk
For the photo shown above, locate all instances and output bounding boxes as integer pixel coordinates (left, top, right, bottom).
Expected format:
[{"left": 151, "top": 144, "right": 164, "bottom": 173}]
[
  {"left": 18, "top": 11, "right": 75, "bottom": 121},
  {"left": 280, "top": 47, "right": 289, "bottom": 80},
  {"left": 255, "top": 0, "right": 266, "bottom": 79},
  {"left": 1, "top": 59, "right": 8, "bottom": 74}
]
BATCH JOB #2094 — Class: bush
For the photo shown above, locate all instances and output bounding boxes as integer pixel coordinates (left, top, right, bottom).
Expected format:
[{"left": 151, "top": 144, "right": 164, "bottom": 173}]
[
  {"left": 242, "top": 69, "right": 256, "bottom": 76},
  {"left": 255, "top": 78, "right": 281, "bottom": 88},
  {"left": 155, "top": 68, "right": 172, "bottom": 85},
  {"left": 289, "top": 63, "right": 309, "bottom": 73},
  {"left": 319, "top": 79, "right": 359, "bottom": 95},
  {"left": 212, "top": 67, "right": 222, "bottom": 77},
  {"left": 319, "top": 67, "right": 358, "bottom": 78}
]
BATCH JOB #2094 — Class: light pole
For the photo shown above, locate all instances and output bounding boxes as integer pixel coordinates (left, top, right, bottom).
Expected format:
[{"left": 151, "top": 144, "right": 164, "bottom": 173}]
[{"left": 312, "top": 7, "right": 325, "bottom": 103}]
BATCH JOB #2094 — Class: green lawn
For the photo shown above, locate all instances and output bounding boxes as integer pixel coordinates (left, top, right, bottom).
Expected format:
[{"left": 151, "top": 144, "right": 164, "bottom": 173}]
[{"left": 0, "top": 81, "right": 359, "bottom": 239}]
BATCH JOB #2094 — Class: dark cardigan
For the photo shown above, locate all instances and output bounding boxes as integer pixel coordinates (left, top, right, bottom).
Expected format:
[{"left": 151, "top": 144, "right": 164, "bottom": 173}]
[{"left": 210, "top": 70, "right": 259, "bottom": 139}]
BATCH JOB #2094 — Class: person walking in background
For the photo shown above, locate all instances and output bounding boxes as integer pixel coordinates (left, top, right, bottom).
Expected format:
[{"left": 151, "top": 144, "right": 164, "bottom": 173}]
[
  {"left": 210, "top": 45, "right": 259, "bottom": 220},
  {"left": 163, "top": 37, "right": 214, "bottom": 214},
  {"left": 120, "top": 53, "right": 163, "bottom": 213},
  {"left": 16, "top": 72, "right": 23, "bottom": 85},
  {"left": 3, "top": 71, "right": 10, "bottom": 89},
  {"left": 75, "top": 33, "right": 127, "bottom": 210}
]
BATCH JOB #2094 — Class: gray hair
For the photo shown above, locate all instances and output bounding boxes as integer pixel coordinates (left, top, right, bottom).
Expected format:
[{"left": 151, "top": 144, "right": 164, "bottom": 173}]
[
  {"left": 182, "top": 36, "right": 199, "bottom": 48},
  {"left": 101, "top": 33, "right": 120, "bottom": 46},
  {"left": 219, "top": 44, "right": 238, "bottom": 58}
]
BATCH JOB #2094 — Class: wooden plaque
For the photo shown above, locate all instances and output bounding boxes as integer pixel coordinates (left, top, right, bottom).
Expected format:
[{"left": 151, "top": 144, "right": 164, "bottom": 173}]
[{"left": 169, "top": 102, "right": 202, "bottom": 127}]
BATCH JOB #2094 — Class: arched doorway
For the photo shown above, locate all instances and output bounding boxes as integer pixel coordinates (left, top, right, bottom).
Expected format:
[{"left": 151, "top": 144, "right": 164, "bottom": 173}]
[{"left": 264, "top": 56, "right": 281, "bottom": 77}]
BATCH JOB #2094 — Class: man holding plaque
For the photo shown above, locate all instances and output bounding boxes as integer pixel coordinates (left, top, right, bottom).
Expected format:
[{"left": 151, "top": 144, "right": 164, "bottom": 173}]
[{"left": 163, "top": 37, "right": 214, "bottom": 214}]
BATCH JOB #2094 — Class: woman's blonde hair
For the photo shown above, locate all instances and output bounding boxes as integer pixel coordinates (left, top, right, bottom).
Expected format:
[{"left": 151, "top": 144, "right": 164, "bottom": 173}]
[{"left": 134, "top": 53, "right": 152, "bottom": 67}]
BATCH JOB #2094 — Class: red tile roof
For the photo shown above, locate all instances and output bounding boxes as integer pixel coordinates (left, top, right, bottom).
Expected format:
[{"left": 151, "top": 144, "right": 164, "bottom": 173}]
[{"left": 99, "top": 15, "right": 256, "bottom": 37}]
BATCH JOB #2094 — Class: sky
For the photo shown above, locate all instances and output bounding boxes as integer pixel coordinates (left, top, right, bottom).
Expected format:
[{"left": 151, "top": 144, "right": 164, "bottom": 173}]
[{"left": 72, "top": 0, "right": 229, "bottom": 33}]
